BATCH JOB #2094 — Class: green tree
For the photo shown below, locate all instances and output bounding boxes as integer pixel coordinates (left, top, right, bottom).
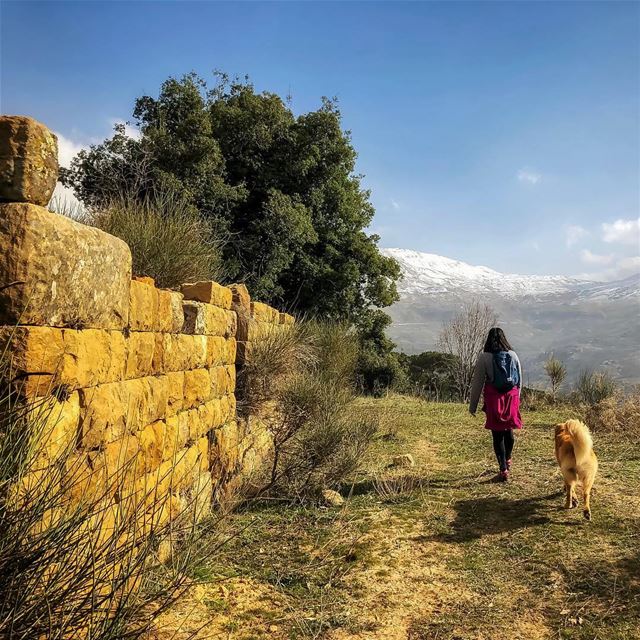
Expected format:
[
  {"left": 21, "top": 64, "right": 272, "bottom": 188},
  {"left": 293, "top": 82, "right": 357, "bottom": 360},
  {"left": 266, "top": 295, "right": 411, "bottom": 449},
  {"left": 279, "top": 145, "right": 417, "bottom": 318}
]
[
  {"left": 63, "top": 74, "right": 398, "bottom": 312},
  {"left": 62, "top": 73, "right": 401, "bottom": 388}
]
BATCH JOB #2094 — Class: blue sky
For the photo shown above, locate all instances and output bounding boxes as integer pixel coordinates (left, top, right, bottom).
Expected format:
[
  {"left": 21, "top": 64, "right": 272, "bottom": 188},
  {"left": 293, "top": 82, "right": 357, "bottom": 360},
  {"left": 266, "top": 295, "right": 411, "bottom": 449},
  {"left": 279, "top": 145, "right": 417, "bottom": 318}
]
[{"left": 2, "top": 1, "right": 638, "bottom": 280}]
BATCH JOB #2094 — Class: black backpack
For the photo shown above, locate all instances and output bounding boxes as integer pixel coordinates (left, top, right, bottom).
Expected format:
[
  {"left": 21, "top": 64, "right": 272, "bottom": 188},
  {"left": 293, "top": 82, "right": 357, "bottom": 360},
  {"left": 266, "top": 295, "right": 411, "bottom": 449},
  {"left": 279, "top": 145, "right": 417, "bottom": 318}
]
[{"left": 492, "top": 351, "right": 519, "bottom": 392}]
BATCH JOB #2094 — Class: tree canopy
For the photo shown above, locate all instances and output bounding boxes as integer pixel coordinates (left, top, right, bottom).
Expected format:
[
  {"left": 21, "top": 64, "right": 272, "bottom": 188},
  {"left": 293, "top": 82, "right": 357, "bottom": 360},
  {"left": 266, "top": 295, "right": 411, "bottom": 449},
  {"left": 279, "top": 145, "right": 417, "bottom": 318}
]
[{"left": 62, "top": 73, "right": 400, "bottom": 326}]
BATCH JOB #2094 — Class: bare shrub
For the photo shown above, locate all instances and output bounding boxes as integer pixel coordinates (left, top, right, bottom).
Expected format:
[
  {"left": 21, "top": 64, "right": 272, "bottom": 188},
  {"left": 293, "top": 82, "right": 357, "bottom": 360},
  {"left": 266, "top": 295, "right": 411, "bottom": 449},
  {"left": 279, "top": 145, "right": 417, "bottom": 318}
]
[
  {"left": 241, "top": 322, "right": 378, "bottom": 502},
  {"left": 437, "top": 302, "right": 498, "bottom": 402},
  {"left": 543, "top": 355, "right": 566, "bottom": 402},
  {"left": 575, "top": 369, "right": 618, "bottom": 405},
  {"left": 585, "top": 388, "right": 640, "bottom": 442},
  {"left": 236, "top": 322, "right": 317, "bottom": 417},
  {"left": 0, "top": 343, "right": 222, "bottom": 639},
  {"left": 85, "top": 191, "right": 224, "bottom": 289}
]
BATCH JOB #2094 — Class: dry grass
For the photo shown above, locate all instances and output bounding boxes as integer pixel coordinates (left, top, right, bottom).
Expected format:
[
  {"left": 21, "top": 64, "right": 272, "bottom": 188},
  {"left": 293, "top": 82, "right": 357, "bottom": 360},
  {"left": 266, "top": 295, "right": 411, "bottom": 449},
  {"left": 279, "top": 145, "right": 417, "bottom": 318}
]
[
  {"left": 162, "top": 395, "right": 640, "bottom": 639},
  {"left": 0, "top": 345, "right": 223, "bottom": 640},
  {"left": 584, "top": 388, "right": 640, "bottom": 442},
  {"left": 85, "top": 192, "right": 224, "bottom": 289}
]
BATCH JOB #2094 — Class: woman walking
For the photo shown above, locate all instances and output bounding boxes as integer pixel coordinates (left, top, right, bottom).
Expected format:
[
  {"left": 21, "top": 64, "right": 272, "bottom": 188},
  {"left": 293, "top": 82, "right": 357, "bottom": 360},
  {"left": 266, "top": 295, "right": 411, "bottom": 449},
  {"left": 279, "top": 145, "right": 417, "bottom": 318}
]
[{"left": 469, "top": 327, "right": 523, "bottom": 481}]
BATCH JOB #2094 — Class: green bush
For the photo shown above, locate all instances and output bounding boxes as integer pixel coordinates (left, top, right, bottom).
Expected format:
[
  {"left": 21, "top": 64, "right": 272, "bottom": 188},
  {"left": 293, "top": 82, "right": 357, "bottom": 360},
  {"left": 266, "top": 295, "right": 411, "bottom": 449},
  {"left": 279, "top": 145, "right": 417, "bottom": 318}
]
[
  {"left": 575, "top": 369, "right": 618, "bottom": 405},
  {"left": 239, "top": 321, "right": 379, "bottom": 502},
  {"left": 86, "top": 191, "right": 224, "bottom": 289}
]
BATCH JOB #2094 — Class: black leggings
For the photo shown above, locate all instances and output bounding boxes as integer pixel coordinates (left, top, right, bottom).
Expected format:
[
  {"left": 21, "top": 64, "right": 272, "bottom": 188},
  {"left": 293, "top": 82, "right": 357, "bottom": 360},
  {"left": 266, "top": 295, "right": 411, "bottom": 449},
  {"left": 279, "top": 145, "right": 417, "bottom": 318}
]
[{"left": 491, "top": 430, "right": 514, "bottom": 472}]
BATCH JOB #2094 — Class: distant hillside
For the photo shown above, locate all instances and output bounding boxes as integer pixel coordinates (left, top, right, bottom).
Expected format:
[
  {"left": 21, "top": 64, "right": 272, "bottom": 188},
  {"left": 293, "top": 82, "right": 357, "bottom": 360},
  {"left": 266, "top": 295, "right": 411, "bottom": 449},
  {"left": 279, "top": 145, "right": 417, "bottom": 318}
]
[{"left": 382, "top": 248, "right": 640, "bottom": 386}]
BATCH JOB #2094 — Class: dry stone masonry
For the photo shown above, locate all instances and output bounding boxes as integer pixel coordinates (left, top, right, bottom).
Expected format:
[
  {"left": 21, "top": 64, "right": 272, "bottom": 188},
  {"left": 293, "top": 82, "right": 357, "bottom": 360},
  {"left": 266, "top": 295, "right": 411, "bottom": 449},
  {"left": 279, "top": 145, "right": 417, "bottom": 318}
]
[{"left": 0, "top": 115, "right": 293, "bottom": 531}]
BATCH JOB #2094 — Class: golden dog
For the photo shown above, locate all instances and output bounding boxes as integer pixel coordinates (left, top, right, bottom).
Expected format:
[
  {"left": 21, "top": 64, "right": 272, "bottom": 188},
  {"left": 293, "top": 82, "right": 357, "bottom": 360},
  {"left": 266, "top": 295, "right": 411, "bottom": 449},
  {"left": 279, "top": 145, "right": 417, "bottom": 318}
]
[{"left": 554, "top": 419, "right": 598, "bottom": 520}]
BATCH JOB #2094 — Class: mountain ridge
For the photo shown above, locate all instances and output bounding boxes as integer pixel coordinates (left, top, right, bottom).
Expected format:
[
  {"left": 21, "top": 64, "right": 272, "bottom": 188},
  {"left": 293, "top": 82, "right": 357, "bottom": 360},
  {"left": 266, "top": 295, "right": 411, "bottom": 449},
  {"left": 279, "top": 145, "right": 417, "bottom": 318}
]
[{"left": 380, "top": 248, "right": 640, "bottom": 385}]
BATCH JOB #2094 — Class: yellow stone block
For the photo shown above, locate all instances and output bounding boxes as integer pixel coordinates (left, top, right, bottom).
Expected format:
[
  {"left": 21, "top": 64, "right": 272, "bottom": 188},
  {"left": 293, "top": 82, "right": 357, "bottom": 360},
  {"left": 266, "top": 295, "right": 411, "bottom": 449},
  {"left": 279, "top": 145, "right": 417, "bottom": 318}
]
[
  {"left": 78, "top": 376, "right": 168, "bottom": 448},
  {"left": 129, "top": 279, "right": 158, "bottom": 331},
  {"left": 0, "top": 115, "right": 58, "bottom": 206},
  {"left": 176, "top": 407, "right": 201, "bottom": 443},
  {"left": 280, "top": 312, "right": 295, "bottom": 325},
  {"left": 225, "top": 365, "right": 236, "bottom": 394},
  {"left": 182, "top": 301, "right": 229, "bottom": 336},
  {"left": 155, "top": 289, "right": 174, "bottom": 333},
  {"left": 165, "top": 414, "right": 188, "bottom": 452},
  {"left": 181, "top": 281, "right": 233, "bottom": 309},
  {"left": 88, "top": 434, "right": 142, "bottom": 496},
  {"left": 30, "top": 391, "right": 80, "bottom": 462},
  {"left": 210, "top": 420, "right": 239, "bottom": 472},
  {"left": 198, "top": 396, "right": 225, "bottom": 432},
  {"left": 225, "top": 337, "right": 237, "bottom": 365},
  {"left": 0, "top": 325, "right": 65, "bottom": 396},
  {"left": 230, "top": 283, "right": 251, "bottom": 312},
  {"left": 166, "top": 370, "right": 184, "bottom": 416},
  {"left": 60, "top": 329, "right": 126, "bottom": 389},
  {"left": 125, "top": 331, "right": 155, "bottom": 379},
  {"left": 250, "top": 301, "right": 279, "bottom": 323},
  {"left": 183, "top": 367, "right": 211, "bottom": 409},
  {"left": 205, "top": 335, "right": 225, "bottom": 366},
  {"left": 139, "top": 419, "right": 182, "bottom": 473},
  {"left": 173, "top": 443, "right": 201, "bottom": 489},
  {"left": 164, "top": 334, "right": 207, "bottom": 371}
]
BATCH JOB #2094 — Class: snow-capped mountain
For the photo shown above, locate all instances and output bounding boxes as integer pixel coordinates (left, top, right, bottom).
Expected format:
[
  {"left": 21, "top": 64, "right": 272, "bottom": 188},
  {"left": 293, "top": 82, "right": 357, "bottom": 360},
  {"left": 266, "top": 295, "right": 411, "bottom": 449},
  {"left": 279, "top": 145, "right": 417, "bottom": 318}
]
[
  {"left": 382, "top": 248, "right": 640, "bottom": 301},
  {"left": 381, "top": 248, "right": 640, "bottom": 385}
]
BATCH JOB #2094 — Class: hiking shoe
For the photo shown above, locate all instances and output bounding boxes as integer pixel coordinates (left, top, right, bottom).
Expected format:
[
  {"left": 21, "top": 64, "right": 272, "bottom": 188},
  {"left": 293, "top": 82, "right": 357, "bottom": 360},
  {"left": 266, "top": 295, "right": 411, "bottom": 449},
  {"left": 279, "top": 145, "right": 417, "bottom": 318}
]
[{"left": 498, "top": 470, "right": 509, "bottom": 482}]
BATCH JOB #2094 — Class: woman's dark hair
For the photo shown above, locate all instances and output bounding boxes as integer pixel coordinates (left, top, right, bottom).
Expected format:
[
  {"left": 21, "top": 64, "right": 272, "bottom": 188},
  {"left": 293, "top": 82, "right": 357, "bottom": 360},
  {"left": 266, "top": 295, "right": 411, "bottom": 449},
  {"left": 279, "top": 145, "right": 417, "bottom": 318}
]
[{"left": 483, "top": 327, "right": 513, "bottom": 353}]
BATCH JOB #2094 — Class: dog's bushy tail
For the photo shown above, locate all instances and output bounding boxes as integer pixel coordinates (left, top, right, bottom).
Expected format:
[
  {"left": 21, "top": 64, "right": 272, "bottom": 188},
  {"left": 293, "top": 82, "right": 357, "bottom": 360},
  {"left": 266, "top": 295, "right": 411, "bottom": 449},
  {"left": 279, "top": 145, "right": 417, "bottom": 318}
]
[{"left": 565, "top": 419, "right": 593, "bottom": 465}]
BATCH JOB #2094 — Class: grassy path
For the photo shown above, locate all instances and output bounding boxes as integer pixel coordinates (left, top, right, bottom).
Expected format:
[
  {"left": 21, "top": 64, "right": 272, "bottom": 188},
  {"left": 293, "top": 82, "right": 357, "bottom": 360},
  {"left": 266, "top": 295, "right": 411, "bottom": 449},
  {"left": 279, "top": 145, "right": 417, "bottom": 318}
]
[{"left": 155, "top": 397, "right": 640, "bottom": 640}]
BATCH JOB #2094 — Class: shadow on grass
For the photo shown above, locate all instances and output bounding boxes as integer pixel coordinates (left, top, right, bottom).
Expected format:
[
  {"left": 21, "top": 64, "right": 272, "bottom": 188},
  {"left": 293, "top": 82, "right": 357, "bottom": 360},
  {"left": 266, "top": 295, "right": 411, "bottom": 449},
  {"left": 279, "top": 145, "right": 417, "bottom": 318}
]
[{"left": 429, "top": 493, "right": 567, "bottom": 542}]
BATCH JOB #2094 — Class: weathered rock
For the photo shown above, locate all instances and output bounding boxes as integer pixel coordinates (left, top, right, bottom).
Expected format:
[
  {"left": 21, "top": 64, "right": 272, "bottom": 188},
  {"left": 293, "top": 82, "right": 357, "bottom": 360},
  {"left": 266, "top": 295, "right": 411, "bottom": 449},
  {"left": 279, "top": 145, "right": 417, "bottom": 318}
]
[
  {"left": 78, "top": 376, "right": 168, "bottom": 447},
  {"left": 230, "top": 283, "right": 250, "bottom": 312},
  {"left": 129, "top": 279, "right": 158, "bottom": 332},
  {"left": 62, "top": 329, "right": 126, "bottom": 388},
  {"left": 31, "top": 391, "right": 80, "bottom": 461},
  {"left": 0, "top": 203, "right": 131, "bottom": 329},
  {"left": 166, "top": 370, "right": 185, "bottom": 416},
  {"left": 321, "top": 489, "right": 345, "bottom": 507},
  {"left": 0, "top": 325, "right": 64, "bottom": 396},
  {"left": 155, "top": 289, "right": 174, "bottom": 333},
  {"left": 125, "top": 331, "right": 155, "bottom": 379},
  {"left": 391, "top": 453, "right": 415, "bottom": 468},
  {"left": 250, "top": 301, "right": 280, "bottom": 323},
  {"left": 181, "top": 281, "right": 233, "bottom": 309},
  {"left": 0, "top": 116, "right": 58, "bottom": 206},
  {"left": 183, "top": 367, "right": 211, "bottom": 409},
  {"left": 182, "top": 301, "right": 232, "bottom": 336},
  {"left": 279, "top": 312, "right": 295, "bottom": 325}
]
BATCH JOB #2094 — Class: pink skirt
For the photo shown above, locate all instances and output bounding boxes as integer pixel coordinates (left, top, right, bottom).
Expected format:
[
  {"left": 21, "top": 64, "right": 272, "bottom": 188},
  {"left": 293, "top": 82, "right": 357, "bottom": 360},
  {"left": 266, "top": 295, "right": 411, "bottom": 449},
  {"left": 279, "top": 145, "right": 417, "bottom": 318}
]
[{"left": 482, "top": 383, "right": 522, "bottom": 431}]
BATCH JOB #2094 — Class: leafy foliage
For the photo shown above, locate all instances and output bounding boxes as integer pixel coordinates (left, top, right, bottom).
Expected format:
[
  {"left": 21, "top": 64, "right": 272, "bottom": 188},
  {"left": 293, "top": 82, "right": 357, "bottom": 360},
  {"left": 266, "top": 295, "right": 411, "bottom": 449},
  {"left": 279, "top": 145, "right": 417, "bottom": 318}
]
[
  {"left": 62, "top": 73, "right": 400, "bottom": 323},
  {"left": 396, "top": 351, "right": 460, "bottom": 401}
]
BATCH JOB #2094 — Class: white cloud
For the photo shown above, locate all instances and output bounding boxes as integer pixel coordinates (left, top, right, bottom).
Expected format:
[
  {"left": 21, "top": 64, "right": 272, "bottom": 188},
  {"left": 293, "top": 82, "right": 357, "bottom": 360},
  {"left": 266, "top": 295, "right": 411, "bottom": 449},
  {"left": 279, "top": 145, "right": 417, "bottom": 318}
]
[
  {"left": 580, "top": 249, "right": 613, "bottom": 265},
  {"left": 390, "top": 199, "right": 400, "bottom": 211},
  {"left": 616, "top": 256, "right": 640, "bottom": 274},
  {"left": 517, "top": 169, "right": 541, "bottom": 185},
  {"left": 109, "top": 118, "right": 142, "bottom": 141},
  {"left": 565, "top": 224, "right": 589, "bottom": 248},
  {"left": 54, "top": 131, "right": 86, "bottom": 168},
  {"left": 602, "top": 217, "right": 640, "bottom": 245}
]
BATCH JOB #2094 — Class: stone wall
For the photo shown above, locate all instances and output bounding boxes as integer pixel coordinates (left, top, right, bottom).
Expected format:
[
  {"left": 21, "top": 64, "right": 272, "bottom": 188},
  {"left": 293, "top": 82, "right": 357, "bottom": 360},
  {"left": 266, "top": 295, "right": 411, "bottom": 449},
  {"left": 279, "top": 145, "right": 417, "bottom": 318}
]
[{"left": 0, "top": 116, "right": 292, "bottom": 528}]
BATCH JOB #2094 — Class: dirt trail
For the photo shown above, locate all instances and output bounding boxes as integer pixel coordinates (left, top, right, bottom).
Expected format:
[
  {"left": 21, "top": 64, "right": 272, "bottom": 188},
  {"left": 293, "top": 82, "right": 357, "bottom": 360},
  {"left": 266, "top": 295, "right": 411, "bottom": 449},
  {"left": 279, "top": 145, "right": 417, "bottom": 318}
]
[{"left": 152, "top": 399, "right": 640, "bottom": 640}]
